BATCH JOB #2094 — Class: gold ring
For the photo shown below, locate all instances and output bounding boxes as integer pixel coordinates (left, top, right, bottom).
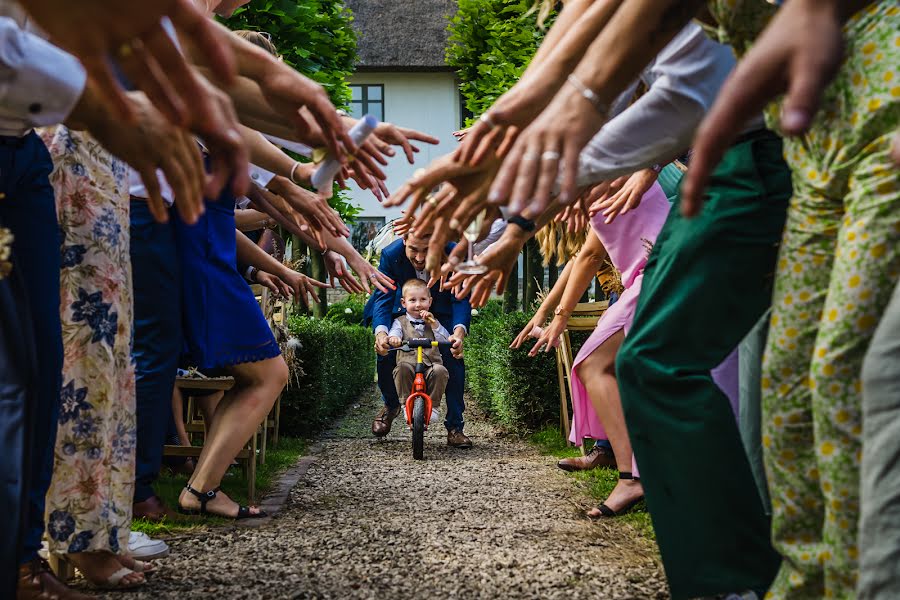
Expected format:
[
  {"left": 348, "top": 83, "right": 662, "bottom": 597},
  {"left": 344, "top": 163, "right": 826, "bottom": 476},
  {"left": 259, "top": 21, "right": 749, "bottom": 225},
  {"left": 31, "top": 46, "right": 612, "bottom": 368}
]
[
  {"left": 427, "top": 195, "right": 438, "bottom": 207},
  {"left": 117, "top": 38, "right": 143, "bottom": 59}
]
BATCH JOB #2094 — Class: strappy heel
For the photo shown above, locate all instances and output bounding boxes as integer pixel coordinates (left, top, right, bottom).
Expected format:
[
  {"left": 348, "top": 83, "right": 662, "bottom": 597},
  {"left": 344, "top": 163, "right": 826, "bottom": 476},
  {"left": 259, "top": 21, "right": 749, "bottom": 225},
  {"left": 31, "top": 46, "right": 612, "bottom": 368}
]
[
  {"left": 589, "top": 471, "right": 644, "bottom": 519},
  {"left": 178, "top": 484, "right": 266, "bottom": 519}
]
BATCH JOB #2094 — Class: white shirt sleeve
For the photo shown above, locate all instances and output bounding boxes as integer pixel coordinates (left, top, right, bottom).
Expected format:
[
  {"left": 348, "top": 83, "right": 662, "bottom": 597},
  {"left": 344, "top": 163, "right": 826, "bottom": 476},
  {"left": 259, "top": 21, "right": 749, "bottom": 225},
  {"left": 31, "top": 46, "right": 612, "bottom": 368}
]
[
  {"left": 576, "top": 23, "right": 753, "bottom": 187},
  {"left": 431, "top": 321, "right": 451, "bottom": 343},
  {"left": 473, "top": 218, "right": 508, "bottom": 256},
  {"left": 387, "top": 319, "right": 403, "bottom": 340},
  {"left": 0, "top": 17, "right": 87, "bottom": 135},
  {"left": 249, "top": 163, "right": 276, "bottom": 188}
]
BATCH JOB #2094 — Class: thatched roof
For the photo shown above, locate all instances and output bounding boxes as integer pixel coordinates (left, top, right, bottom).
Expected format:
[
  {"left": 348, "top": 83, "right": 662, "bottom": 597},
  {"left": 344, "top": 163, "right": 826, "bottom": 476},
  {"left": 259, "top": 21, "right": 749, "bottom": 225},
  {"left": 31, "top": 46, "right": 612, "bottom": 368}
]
[{"left": 344, "top": 0, "right": 458, "bottom": 71}]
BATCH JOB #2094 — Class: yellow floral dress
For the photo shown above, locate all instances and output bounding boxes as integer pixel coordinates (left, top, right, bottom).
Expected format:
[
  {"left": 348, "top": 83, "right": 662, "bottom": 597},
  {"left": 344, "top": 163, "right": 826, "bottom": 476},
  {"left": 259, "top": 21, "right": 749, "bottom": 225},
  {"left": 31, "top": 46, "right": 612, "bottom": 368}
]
[
  {"left": 39, "top": 126, "right": 136, "bottom": 556},
  {"left": 708, "top": 2, "right": 900, "bottom": 599}
]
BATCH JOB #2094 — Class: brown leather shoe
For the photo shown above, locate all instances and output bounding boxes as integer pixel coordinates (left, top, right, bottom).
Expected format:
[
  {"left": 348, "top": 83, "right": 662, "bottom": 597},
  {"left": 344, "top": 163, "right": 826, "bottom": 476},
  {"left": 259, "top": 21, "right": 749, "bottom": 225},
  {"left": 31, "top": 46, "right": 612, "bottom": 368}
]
[
  {"left": 557, "top": 443, "right": 616, "bottom": 472},
  {"left": 447, "top": 429, "right": 473, "bottom": 448},
  {"left": 133, "top": 494, "right": 177, "bottom": 521},
  {"left": 17, "top": 558, "right": 91, "bottom": 600},
  {"left": 372, "top": 405, "right": 401, "bottom": 437}
]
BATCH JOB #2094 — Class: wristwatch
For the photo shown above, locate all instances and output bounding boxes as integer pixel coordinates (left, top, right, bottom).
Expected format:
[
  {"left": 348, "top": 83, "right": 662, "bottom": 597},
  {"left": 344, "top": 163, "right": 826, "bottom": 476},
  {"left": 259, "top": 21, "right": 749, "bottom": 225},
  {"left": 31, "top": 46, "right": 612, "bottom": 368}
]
[
  {"left": 247, "top": 266, "right": 259, "bottom": 282},
  {"left": 508, "top": 214, "right": 536, "bottom": 232}
]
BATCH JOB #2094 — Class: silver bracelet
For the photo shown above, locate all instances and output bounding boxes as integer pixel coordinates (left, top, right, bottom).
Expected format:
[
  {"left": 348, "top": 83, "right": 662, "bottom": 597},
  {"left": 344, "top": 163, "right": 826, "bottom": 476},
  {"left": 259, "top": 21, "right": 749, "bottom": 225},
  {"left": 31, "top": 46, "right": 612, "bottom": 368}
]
[
  {"left": 289, "top": 161, "right": 302, "bottom": 185},
  {"left": 566, "top": 74, "right": 610, "bottom": 116}
]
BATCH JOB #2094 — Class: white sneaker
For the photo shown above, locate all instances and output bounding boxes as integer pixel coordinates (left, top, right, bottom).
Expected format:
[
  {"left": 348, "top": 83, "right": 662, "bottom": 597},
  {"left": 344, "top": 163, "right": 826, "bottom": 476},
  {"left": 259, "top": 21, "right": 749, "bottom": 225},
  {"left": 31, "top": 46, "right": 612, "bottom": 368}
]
[{"left": 128, "top": 531, "right": 170, "bottom": 560}]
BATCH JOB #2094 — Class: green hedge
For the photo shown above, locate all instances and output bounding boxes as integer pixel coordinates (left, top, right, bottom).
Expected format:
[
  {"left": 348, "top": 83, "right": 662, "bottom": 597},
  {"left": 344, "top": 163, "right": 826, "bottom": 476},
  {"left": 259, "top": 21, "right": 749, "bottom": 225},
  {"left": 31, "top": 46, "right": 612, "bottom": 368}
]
[
  {"left": 466, "top": 302, "right": 588, "bottom": 433},
  {"left": 280, "top": 316, "right": 374, "bottom": 436},
  {"left": 324, "top": 294, "right": 367, "bottom": 326}
]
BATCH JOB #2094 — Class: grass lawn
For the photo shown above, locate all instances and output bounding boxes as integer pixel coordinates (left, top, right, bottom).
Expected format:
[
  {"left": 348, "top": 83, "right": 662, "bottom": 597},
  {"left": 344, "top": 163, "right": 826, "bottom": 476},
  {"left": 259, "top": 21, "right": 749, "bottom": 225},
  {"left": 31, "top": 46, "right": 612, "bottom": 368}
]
[
  {"left": 131, "top": 436, "right": 307, "bottom": 537},
  {"left": 530, "top": 427, "right": 655, "bottom": 540}
]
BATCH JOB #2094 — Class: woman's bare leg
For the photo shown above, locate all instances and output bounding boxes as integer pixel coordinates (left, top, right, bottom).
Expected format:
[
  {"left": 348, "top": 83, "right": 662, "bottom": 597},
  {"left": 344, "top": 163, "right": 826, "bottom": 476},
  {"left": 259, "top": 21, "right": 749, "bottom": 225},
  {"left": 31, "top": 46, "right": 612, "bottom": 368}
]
[
  {"left": 577, "top": 330, "right": 644, "bottom": 514},
  {"left": 178, "top": 356, "right": 288, "bottom": 516},
  {"left": 171, "top": 387, "right": 190, "bottom": 447}
]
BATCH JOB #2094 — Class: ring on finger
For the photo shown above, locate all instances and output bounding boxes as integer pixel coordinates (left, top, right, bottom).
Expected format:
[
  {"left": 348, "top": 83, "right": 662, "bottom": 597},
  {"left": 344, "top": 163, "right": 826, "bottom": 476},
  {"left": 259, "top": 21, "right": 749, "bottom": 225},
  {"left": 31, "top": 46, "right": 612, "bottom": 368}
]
[
  {"left": 369, "top": 273, "right": 378, "bottom": 280},
  {"left": 117, "top": 38, "right": 142, "bottom": 59},
  {"left": 541, "top": 151, "right": 561, "bottom": 161},
  {"left": 480, "top": 113, "right": 497, "bottom": 129},
  {"left": 427, "top": 195, "right": 438, "bottom": 207}
]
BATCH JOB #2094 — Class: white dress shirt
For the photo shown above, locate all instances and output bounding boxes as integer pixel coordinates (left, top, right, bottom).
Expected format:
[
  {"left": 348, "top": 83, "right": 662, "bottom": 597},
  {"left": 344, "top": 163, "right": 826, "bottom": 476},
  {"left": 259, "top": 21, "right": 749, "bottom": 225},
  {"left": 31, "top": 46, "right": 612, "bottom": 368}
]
[
  {"left": 389, "top": 314, "right": 451, "bottom": 343},
  {"left": 0, "top": 8, "right": 86, "bottom": 136},
  {"left": 576, "top": 22, "right": 765, "bottom": 186}
]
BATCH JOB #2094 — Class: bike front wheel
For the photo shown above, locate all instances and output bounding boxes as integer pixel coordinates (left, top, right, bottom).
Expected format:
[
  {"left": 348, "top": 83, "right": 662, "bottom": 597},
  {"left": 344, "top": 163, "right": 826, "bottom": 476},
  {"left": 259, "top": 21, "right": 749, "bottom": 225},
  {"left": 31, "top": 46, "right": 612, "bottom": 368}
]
[{"left": 412, "top": 395, "right": 425, "bottom": 460}]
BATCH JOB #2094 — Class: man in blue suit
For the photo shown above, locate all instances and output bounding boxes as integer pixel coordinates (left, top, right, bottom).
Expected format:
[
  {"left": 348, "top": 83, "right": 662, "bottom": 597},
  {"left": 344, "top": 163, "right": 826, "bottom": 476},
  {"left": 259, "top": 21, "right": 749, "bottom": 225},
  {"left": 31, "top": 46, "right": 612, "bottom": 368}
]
[{"left": 364, "top": 232, "right": 473, "bottom": 447}]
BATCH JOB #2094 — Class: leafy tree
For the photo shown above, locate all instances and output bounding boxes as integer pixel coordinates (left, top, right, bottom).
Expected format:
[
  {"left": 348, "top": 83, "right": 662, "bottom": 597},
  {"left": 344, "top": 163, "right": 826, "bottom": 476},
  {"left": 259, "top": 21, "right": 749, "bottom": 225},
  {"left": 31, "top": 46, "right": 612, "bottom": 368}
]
[
  {"left": 446, "top": 0, "right": 555, "bottom": 125},
  {"left": 229, "top": 0, "right": 357, "bottom": 108},
  {"left": 228, "top": 0, "right": 362, "bottom": 225}
]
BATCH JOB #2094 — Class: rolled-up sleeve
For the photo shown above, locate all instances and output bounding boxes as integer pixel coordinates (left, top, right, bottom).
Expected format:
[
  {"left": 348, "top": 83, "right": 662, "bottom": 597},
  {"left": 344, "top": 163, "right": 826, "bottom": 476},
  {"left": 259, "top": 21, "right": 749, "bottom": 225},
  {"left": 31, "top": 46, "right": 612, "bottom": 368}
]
[{"left": 0, "top": 17, "right": 86, "bottom": 131}]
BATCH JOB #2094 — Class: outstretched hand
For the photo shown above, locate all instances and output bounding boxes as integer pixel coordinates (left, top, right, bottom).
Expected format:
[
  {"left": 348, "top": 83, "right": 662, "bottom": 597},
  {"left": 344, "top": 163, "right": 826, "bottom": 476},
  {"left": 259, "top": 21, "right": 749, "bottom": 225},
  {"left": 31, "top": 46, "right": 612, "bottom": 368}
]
[
  {"left": 24, "top": 0, "right": 236, "bottom": 127},
  {"left": 590, "top": 168, "right": 659, "bottom": 224},
  {"left": 681, "top": 0, "right": 845, "bottom": 217}
]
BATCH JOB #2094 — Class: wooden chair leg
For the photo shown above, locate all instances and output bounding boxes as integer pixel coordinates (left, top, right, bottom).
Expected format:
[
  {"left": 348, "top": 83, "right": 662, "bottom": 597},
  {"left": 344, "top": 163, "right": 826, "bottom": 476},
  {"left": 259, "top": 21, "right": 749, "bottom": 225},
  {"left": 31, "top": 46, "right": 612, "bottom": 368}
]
[
  {"left": 555, "top": 345, "right": 571, "bottom": 444},
  {"left": 248, "top": 429, "right": 258, "bottom": 504},
  {"left": 272, "top": 395, "right": 281, "bottom": 449},
  {"left": 259, "top": 416, "right": 268, "bottom": 465},
  {"left": 48, "top": 555, "right": 74, "bottom": 581}
]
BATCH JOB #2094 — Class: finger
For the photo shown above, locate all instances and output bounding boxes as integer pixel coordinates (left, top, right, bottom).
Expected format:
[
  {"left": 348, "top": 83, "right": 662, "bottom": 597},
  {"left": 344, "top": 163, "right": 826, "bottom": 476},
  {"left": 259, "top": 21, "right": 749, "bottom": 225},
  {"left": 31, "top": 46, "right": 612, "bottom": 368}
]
[
  {"left": 780, "top": 43, "right": 842, "bottom": 136},
  {"left": 138, "top": 167, "right": 168, "bottom": 224},
  {"left": 138, "top": 24, "right": 201, "bottom": 125},
  {"left": 681, "top": 65, "right": 783, "bottom": 217},
  {"left": 170, "top": 0, "right": 237, "bottom": 84},
  {"left": 116, "top": 45, "right": 185, "bottom": 126},
  {"left": 490, "top": 142, "right": 524, "bottom": 209},
  {"left": 398, "top": 127, "right": 440, "bottom": 145},
  {"left": 558, "top": 140, "right": 581, "bottom": 206},
  {"left": 162, "top": 154, "right": 193, "bottom": 225},
  {"left": 456, "top": 120, "right": 490, "bottom": 164},
  {"left": 362, "top": 140, "right": 390, "bottom": 166},
  {"left": 509, "top": 142, "right": 542, "bottom": 216},
  {"left": 82, "top": 58, "right": 136, "bottom": 123},
  {"left": 469, "top": 125, "right": 505, "bottom": 166},
  {"left": 529, "top": 145, "right": 561, "bottom": 219}
]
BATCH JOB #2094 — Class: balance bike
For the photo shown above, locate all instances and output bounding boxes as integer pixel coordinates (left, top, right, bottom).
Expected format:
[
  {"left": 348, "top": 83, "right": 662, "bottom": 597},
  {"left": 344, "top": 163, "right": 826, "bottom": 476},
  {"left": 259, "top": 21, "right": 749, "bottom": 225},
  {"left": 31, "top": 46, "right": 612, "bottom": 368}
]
[{"left": 391, "top": 338, "right": 452, "bottom": 460}]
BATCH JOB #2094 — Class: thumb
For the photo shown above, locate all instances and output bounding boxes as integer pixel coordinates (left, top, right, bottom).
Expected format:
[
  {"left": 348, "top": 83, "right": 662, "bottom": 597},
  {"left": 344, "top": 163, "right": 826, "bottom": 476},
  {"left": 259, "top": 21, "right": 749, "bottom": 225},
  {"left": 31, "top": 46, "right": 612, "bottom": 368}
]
[{"left": 780, "top": 40, "right": 842, "bottom": 136}]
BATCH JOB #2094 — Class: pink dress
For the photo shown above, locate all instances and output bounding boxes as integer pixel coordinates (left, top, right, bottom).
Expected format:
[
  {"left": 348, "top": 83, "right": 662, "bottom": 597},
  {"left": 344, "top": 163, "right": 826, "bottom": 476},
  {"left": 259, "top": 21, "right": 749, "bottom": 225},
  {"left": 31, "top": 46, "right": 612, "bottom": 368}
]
[{"left": 567, "top": 182, "right": 739, "bottom": 477}]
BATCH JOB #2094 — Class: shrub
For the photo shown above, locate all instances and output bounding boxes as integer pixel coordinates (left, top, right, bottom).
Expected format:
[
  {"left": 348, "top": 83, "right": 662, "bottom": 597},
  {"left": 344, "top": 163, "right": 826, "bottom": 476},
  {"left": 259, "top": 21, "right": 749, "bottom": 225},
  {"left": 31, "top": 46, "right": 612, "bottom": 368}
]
[
  {"left": 446, "top": 0, "right": 556, "bottom": 125},
  {"left": 325, "top": 294, "right": 367, "bottom": 326},
  {"left": 280, "top": 316, "right": 374, "bottom": 437},
  {"left": 466, "top": 309, "right": 588, "bottom": 433}
]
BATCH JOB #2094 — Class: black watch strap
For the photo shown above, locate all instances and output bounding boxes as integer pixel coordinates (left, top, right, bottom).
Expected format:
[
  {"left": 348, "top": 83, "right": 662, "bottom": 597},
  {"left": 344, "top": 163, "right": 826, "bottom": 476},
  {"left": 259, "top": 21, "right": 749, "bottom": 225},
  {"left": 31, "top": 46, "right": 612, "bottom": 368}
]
[{"left": 508, "top": 214, "right": 536, "bottom": 232}]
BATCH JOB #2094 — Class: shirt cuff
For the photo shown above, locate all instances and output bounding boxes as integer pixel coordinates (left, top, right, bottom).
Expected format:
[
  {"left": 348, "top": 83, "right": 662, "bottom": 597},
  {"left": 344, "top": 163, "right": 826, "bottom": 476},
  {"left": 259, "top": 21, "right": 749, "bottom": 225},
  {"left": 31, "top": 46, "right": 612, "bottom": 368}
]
[
  {"left": 249, "top": 164, "right": 276, "bottom": 188},
  {"left": 2, "top": 22, "right": 87, "bottom": 128},
  {"left": 374, "top": 325, "right": 389, "bottom": 336},
  {"left": 452, "top": 324, "right": 468, "bottom": 335}
]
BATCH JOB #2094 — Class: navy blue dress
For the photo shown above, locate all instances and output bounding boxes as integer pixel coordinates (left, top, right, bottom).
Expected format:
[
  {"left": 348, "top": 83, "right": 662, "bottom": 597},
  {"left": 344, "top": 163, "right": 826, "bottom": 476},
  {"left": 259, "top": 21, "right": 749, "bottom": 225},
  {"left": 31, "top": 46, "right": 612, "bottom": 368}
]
[{"left": 173, "top": 192, "right": 280, "bottom": 370}]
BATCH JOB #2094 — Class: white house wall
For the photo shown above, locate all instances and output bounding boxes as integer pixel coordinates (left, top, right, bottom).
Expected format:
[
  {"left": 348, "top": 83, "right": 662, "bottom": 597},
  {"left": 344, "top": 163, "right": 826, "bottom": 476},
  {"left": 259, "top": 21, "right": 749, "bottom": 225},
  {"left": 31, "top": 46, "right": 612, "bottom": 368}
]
[{"left": 347, "top": 72, "right": 461, "bottom": 221}]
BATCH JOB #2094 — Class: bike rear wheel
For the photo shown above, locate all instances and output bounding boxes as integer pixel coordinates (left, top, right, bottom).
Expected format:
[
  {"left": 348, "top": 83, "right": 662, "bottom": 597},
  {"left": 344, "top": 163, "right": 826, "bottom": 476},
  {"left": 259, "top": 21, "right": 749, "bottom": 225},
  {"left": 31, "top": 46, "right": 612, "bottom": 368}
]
[{"left": 412, "top": 396, "right": 425, "bottom": 460}]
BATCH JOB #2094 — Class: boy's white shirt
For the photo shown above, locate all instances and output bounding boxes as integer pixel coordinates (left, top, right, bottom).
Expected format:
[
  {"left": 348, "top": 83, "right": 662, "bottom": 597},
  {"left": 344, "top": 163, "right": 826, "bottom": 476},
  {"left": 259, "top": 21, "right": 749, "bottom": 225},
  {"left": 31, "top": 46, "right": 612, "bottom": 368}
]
[{"left": 389, "top": 313, "right": 451, "bottom": 343}]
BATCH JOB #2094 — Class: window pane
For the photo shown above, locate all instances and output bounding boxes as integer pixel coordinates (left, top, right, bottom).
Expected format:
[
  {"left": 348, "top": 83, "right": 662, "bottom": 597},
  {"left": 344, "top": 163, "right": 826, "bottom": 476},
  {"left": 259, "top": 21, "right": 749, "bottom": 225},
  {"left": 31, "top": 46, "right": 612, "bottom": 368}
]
[
  {"left": 368, "top": 102, "right": 383, "bottom": 122},
  {"left": 367, "top": 85, "right": 382, "bottom": 101},
  {"left": 349, "top": 101, "right": 364, "bottom": 120},
  {"left": 350, "top": 85, "right": 362, "bottom": 101}
]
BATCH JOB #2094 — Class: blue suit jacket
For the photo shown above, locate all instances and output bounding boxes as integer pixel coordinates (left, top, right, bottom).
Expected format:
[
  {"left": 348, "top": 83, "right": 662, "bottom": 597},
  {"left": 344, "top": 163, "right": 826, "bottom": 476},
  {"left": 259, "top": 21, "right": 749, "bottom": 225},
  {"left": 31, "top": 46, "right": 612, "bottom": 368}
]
[{"left": 363, "top": 239, "right": 471, "bottom": 333}]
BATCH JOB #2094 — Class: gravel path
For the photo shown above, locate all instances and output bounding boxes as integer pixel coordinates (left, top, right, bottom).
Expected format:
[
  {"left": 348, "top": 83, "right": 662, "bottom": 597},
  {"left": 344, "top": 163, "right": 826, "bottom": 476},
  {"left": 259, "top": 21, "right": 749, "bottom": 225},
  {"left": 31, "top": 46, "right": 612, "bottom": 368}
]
[{"left": 109, "top": 389, "right": 668, "bottom": 599}]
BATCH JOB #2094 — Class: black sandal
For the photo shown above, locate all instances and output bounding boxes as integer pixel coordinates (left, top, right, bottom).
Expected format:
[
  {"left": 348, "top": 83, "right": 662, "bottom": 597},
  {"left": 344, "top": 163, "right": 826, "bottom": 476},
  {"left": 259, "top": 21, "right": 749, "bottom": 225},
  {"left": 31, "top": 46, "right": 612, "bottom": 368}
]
[
  {"left": 178, "top": 484, "right": 267, "bottom": 519},
  {"left": 589, "top": 471, "right": 643, "bottom": 519}
]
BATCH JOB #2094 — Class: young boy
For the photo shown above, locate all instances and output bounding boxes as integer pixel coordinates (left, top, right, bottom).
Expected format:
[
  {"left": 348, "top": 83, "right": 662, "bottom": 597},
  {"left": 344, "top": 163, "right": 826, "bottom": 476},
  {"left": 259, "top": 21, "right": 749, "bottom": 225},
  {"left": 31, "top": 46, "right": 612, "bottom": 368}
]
[{"left": 387, "top": 279, "right": 450, "bottom": 418}]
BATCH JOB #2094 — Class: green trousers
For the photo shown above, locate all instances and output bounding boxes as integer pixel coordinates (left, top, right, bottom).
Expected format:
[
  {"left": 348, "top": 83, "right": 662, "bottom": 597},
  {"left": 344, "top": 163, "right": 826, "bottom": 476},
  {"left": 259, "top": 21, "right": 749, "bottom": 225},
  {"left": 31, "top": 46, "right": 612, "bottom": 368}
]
[{"left": 616, "top": 131, "right": 791, "bottom": 599}]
